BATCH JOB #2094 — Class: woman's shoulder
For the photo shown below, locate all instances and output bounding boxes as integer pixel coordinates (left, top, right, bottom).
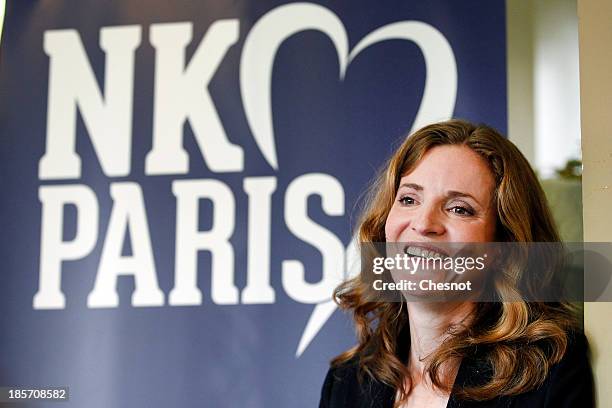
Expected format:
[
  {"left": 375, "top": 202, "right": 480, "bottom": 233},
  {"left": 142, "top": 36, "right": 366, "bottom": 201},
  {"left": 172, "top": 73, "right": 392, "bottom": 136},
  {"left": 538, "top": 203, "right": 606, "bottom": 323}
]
[
  {"left": 546, "top": 331, "right": 594, "bottom": 400},
  {"left": 511, "top": 330, "right": 594, "bottom": 407},
  {"left": 320, "top": 358, "right": 359, "bottom": 396},
  {"left": 545, "top": 330, "right": 592, "bottom": 386},
  {"left": 561, "top": 329, "right": 591, "bottom": 359},
  {"left": 319, "top": 357, "right": 395, "bottom": 408}
]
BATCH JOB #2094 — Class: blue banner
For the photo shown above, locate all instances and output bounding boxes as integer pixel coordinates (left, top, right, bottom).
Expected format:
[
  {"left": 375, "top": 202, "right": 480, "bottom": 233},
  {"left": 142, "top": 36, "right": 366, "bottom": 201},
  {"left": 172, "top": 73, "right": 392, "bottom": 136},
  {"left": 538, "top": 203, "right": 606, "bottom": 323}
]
[{"left": 0, "top": 1, "right": 506, "bottom": 406}]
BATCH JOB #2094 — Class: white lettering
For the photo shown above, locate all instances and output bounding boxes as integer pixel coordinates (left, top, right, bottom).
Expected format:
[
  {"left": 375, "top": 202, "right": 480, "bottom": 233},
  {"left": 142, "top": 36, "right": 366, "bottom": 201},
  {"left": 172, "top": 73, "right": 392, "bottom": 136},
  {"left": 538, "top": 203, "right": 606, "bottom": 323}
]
[
  {"left": 39, "top": 26, "right": 141, "bottom": 179},
  {"left": 146, "top": 21, "right": 243, "bottom": 175},
  {"left": 241, "top": 177, "right": 277, "bottom": 304},
  {"left": 34, "top": 185, "right": 99, "bottom": 309},
  {"left": 87, "top": 183, "right": 164, "bottom": 308},
  {"left": 169, "top": 179, "right": 238, "bottom": 305},
  {"left": 282, "top": 173, "right": 344, "bottom": 303}
]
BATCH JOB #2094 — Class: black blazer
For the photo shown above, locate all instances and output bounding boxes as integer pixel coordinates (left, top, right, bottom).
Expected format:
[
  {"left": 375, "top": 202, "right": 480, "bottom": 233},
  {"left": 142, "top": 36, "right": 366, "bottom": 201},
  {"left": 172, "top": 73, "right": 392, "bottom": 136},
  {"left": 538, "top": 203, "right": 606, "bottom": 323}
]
[{"left": 319, "top": 332, "right": 594, "bottom": 407}]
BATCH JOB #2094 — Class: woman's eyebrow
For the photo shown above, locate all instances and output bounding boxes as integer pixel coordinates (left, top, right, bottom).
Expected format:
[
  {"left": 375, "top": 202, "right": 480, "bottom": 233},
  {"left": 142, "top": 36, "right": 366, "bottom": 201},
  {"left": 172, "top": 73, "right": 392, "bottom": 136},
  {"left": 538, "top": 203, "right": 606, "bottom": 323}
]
[
  {"left": 399, "top": 184, "right": 483, "bottom": 206},
  {"left": 398, "top": 183, "right": 423, "bottom": 191},
  {"left": 446, "top": 190, "right": 481, "bottom": 205}
]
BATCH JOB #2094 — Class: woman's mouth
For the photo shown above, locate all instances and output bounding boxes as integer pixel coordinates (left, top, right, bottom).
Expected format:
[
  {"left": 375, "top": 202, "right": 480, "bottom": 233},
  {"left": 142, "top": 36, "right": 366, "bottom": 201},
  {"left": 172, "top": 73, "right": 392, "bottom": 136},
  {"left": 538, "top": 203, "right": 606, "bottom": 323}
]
[{"left": 403, "top": 245, "right": 449, "bottom": 259}]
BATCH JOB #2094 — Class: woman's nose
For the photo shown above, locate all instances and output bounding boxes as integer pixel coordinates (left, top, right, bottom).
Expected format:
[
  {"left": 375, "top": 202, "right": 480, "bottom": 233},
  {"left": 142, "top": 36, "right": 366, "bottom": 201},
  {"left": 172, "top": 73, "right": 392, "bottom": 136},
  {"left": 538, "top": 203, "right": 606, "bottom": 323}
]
[{"left": 410, "top": 206, "right": 445, "bottom": 236}]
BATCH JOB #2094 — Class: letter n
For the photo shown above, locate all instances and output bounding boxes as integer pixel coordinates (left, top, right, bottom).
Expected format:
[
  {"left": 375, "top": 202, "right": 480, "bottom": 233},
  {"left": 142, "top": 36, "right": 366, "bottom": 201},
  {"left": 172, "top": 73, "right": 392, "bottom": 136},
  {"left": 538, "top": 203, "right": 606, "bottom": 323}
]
[{"left": 39, "top": 26, "right": 141, "bottom": 179}]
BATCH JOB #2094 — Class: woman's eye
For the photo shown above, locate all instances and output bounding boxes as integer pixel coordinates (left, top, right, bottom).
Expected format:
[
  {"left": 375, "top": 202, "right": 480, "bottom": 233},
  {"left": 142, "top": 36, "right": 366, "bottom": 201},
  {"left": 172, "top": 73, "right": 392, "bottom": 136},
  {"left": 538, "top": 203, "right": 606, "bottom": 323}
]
[
  {"left": 398, "top": 196, "right": 416, "bottom": 205},
  {"left": 448, "top": 206, "right": 474, "bottom": 216}
]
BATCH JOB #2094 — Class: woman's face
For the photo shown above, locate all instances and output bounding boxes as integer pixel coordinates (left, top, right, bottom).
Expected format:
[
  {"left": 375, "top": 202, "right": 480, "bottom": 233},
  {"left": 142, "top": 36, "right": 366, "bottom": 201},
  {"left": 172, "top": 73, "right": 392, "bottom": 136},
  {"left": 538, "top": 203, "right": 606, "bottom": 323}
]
[{"left": 385, "top": 144, "right": 497, "bottom": 244}]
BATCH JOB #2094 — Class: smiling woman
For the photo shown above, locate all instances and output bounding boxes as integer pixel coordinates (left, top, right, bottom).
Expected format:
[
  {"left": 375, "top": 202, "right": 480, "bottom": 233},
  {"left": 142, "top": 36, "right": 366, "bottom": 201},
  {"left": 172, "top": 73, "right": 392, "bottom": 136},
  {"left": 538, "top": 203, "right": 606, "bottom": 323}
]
[{"left": 319, "top": 120, "right": 594, "bottom": 408}]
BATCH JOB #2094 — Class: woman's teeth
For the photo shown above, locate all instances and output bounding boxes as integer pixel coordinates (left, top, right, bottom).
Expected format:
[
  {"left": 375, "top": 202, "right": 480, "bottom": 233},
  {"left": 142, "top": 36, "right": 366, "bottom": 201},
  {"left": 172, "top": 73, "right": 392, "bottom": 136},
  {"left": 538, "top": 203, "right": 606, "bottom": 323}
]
[{"left": 404, "top": 246, "right": 446, "bottom": 259}]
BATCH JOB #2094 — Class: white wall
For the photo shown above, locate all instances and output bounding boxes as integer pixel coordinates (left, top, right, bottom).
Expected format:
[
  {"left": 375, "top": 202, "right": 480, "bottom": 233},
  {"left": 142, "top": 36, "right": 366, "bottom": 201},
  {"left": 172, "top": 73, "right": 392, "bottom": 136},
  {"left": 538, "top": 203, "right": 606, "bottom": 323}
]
[
  {"left": 507, "top": 0, "right": 581, "bottom": 178},
  {"left": 507, "top": 0, "right": 535, "bottom": 164},
  {"left": 534, "top": 0, "right": 581, "bottom": 178}
]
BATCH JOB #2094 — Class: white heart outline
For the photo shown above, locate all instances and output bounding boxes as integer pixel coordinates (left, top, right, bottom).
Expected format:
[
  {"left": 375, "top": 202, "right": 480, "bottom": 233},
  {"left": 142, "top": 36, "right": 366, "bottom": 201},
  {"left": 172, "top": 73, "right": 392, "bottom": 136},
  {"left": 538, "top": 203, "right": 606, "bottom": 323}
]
[
  {"left": 239, "top": 2, "right": 457, "bottom": 356},
  {"left": 240, "top": 2, "right": 457, "bottom": 170}
]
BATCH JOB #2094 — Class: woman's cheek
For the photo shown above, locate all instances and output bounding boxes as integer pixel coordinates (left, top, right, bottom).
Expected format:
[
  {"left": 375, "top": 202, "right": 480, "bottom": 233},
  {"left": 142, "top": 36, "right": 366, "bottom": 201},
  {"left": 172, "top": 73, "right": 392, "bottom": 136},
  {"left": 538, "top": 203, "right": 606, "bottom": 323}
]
[
  {"left": 384, "top": 222, "right": 395, "bottom": 241},
  {"left": 449, "top": 223, "right": 486, "bottom": 242},
  {"left": 384, "top": 211, "right": 400, "bottom": 241}
]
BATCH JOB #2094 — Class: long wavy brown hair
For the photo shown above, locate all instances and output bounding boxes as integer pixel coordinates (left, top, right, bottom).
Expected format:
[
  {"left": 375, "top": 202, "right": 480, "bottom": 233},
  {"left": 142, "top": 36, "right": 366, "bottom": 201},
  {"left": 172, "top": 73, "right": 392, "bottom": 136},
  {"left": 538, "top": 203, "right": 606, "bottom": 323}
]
[{"left": 332, "top": 119, "right": 580, "bottom": 406}]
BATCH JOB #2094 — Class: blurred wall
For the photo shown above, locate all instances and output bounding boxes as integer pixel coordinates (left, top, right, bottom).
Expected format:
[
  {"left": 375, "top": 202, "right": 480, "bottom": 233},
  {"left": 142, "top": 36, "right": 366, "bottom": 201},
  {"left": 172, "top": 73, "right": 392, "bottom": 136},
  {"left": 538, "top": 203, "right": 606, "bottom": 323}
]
[
  {"left": 506, "top": 0, "right": 535, "bottom": 165},
  {"left": 507, "top": 0, "right": 581, "bottom": 178},
  {"left": 533, "top": 0, "right": 581, "bottom": 178},
  {"left": 578, "top": 0, "right": 612, "bottom": 407}
]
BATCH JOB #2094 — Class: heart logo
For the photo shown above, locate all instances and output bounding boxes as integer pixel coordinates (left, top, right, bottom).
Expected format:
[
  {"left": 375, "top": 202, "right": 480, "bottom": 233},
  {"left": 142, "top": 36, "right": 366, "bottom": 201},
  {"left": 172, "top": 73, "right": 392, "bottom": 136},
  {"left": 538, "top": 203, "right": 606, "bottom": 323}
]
[
  {"left": 239, "top": 2, "right": 458, "bottom": 356},
  {"left": 240, "top": 2, "right": 457, "bottom": 170}
]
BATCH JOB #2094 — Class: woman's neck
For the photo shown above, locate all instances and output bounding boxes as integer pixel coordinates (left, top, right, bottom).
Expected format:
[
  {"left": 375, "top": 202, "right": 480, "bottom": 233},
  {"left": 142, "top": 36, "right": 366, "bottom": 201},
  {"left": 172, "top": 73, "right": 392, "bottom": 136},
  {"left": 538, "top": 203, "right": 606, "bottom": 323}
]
[{"left": 406, "top": 301, "right": 475, "bottom": 377}]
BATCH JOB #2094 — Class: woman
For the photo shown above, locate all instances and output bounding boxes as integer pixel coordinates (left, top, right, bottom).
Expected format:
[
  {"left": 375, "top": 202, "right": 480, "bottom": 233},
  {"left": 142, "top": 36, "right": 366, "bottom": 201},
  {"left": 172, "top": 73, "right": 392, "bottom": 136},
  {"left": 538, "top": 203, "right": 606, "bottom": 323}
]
[{"left": 319, "top": 120, "right": 594, "bottom": 407}]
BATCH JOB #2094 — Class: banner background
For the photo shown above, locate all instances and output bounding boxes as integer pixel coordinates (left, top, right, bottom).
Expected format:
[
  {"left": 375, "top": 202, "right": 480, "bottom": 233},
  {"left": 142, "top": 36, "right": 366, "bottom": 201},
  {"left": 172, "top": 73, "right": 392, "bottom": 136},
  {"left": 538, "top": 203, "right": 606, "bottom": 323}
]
[{"left": 0, "top": 1, "right": 506, "bottom": 406}]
